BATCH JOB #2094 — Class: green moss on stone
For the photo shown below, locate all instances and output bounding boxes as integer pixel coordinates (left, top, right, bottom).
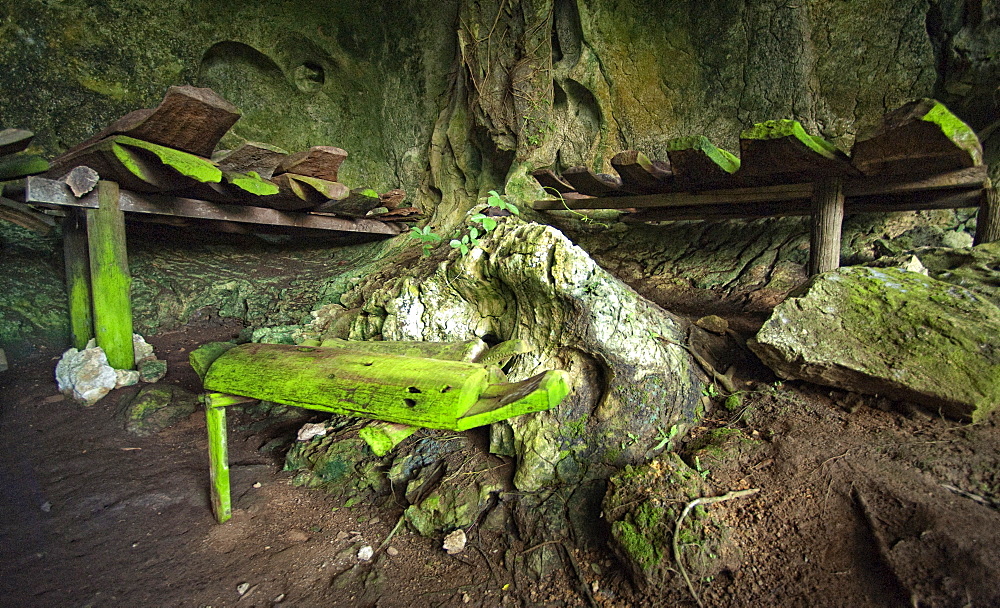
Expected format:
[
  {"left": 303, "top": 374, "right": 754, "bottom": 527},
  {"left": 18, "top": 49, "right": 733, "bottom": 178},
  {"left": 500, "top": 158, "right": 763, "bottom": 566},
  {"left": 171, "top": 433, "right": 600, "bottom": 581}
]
[
  {"left": 740, "top": 119, "right": 839, "bottom": 158},
  {"left": 612, "top": 520, "right": 659, "bottom": 570}
]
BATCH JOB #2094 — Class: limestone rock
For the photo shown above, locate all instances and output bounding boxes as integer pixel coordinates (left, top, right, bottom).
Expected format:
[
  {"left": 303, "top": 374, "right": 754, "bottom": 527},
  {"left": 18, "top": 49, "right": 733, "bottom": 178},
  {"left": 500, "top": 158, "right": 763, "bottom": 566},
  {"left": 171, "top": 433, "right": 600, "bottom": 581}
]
[
  {"left": 123, "top": 384, "right": 200, "bottom": 436},
  {"left": 55, "top": 345, "right": 117, "bottom": 406},
  {"left": 750, "top": 266, "right": 1000, "bottom": 421},
  {"left": 115, "top": 369, "right": 140, "bottom": 388},
  {"left": 917, "top": 241, "right": 1000, "bottom": 308},
  {"left": 695, "top": 315, "right": 729, "bottom": 335},
  {"left": 442, "top": 529, "right": 467, "bottom": 555},
  {"left": 132, "top": 333, "right": 155, "bottom": 363}
]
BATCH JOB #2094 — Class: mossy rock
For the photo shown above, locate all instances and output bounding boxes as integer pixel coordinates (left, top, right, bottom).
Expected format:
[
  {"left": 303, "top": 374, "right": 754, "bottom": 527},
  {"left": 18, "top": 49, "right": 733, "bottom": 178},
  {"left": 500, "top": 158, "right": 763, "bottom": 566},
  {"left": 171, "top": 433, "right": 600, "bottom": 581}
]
[{"left": 123, "top": 384, "right": 200, "bottom": 436}]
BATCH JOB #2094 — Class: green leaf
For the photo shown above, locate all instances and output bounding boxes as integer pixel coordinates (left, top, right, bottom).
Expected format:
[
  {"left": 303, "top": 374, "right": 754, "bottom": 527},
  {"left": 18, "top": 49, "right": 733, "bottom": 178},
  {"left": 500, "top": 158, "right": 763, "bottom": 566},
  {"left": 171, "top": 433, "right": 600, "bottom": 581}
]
[
  {"left": 449, "top": 239, "right": 462, "bottom": 249},
  {"left": 469, "top": 227, "right": 479, "bottom": 240},
  {"left": 481, "top": 217, "right": 497, "bottom": 231}
]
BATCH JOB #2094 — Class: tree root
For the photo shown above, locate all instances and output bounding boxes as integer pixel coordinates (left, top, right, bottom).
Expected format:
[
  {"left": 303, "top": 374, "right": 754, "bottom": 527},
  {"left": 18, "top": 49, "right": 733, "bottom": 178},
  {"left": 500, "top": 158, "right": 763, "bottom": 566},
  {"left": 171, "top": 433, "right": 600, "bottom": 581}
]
[{"left": 673, "top": 488, "right": 760, "bottom": 608}]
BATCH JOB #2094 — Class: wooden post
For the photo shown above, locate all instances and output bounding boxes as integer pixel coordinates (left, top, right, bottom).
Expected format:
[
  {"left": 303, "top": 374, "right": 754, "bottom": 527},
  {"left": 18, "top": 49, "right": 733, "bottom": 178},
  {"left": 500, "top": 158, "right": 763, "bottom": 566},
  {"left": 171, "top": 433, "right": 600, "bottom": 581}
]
[
  {"left": 86, "top": 180, "right": 135, "bottom": 369},
  {"left": 62, "top": 209, "right": 93, "bottom": 349},
  {"left": 809, "top": 178, "right": 845, "bottom": 275},
  {"left": 974, "top": 182, "right": 1000, "bottom": 245},
  {"left": 205, "top": 399, "right": 232, "bottom": 523}
]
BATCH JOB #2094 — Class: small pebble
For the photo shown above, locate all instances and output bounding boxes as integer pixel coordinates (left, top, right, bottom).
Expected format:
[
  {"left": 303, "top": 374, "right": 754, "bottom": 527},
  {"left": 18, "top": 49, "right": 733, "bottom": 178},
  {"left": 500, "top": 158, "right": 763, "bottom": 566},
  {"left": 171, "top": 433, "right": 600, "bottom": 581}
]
[
  {"left": 443, "top": 529, "right": 467, "bottom": 555},
  {"left": 273, "top": 594, "right": 286, "bottom": 602},
  {"left": 40, "top": 501, "right": 51, "bottom": 512},
  {"left": 237, "top": 582, "right": 250, "bottom": 595},
  {"left": 252, "top": 482, "right": 262, "bottom": 488},
  {"left": 386, "top": 546, "right": 399, "bottom": 557},
  {"left": 358, "top": 545, "right": 374, "bottom": 561}
]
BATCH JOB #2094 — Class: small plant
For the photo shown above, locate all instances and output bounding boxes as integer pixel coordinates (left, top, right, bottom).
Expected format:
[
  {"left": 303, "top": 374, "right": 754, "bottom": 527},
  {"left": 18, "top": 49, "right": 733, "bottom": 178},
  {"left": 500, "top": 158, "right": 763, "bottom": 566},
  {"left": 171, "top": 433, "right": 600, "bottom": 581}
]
[
  {"left": 701, "top": 383, "right": 720, "bottom": 399},
  {"left": 450, "top": 190, "right": 519, "bottom": 256},
  {"left": 409, "top": 225, "right": 442, "bottom": 256},
  {"left": 651, "top": 424, "right": 681, "bottom": 452}
]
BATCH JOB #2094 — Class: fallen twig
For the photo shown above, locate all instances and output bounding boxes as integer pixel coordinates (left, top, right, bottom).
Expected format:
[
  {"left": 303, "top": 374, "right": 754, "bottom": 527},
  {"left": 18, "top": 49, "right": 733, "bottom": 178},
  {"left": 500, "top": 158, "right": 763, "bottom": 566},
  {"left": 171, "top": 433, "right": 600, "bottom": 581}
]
[{"left": 673, "top": 488, "right": 760, "bottom": 608}]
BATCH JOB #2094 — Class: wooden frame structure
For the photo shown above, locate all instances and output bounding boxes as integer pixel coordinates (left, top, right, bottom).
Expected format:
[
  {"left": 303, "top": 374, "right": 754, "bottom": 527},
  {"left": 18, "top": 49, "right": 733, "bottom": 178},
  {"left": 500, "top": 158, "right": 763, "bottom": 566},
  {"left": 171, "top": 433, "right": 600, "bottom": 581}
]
[{"left": 25, "top": 175, "right": 403, "bottom": 368}]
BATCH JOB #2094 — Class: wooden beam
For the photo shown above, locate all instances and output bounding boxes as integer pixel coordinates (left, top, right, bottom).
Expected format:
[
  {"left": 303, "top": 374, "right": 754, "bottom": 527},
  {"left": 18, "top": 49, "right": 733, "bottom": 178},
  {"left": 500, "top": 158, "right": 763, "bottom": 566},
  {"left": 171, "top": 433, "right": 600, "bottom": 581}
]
[
  {"left": 530, "top": 168, "right": 575, "bottom": 194},
  {"left": 274, "top": 146, "right": 348, "bottom": 182},
  {"left": 0, "top": 128, "right": 34, "bottom": 156},
  {"left": 63, "top": 209, "right": 93, "bottom": 349},
  {"left": 0, "top": 196, "right": 57, "bottom": 234},
  {"left": 809, "top": 178, "right": 845, "bottom": 275},
  {"left": 562, "top": 166, "right": 622, "bottom": 196},
  {"left": 610, "top": 150, "right": 673, "bottom": 194},
  {"left": 205, "top": 404, "right": 232, "bottom": 523},
  {"left": 86, "top": 181, "right": 135, "bottom": 370},
  {"left": 975, "top": 184, "right": 1000, "bottom": 245},
  {"left": 739, "top": 119, "right": 856, "bottom": 182},
  {"left": 25, "top": 177, "right": 402, "bottom": 234},
  {"left": 665, "top": 136, "right": 740, "bottom": 187}
]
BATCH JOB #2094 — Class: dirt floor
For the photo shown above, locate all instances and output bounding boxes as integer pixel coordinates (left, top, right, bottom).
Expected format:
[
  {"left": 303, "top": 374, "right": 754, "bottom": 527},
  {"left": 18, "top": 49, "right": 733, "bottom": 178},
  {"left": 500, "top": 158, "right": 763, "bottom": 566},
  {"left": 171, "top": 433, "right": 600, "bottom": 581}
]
[{"left": 2, "top": 313, "right": 1000, "bottom": 607}]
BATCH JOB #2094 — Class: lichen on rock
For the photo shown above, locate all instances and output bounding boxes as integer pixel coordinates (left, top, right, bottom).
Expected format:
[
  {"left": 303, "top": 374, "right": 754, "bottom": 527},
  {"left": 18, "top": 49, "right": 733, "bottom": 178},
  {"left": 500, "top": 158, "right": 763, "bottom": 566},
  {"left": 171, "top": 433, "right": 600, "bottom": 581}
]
[{"left": 751, "top": 265, "right": 1000, "bottom": 421}]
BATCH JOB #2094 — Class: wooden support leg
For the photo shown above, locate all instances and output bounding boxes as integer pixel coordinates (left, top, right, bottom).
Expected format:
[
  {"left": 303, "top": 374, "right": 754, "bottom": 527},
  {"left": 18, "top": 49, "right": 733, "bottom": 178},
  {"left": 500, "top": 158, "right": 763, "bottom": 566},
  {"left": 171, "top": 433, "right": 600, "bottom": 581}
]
[
  {"left": 809, "top": 177, "right": 845, "bottom": 275},
  {"left": 63, "top": 209, "right": 93, "bottom": 349},
  {"left": 86, "top": 180, "right": 135, "bottom": 369},
  {"left": 974, "top": 182, "right": 999, "bottom": 245},
  {"left": 205, "top": 401, "right": 232, "bottom": 523}
]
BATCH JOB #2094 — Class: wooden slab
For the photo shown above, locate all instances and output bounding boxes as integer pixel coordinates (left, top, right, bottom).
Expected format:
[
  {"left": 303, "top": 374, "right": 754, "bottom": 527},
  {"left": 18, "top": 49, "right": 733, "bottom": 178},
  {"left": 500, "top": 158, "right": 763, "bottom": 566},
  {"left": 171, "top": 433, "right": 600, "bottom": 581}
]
[
  {"left": 531, "top": 168, "right": 576, "bottom": 195},
  {"left": 214, "top": 142, "right": 288, "bottom": 179},
  {"left": 851, "top": 99, "right": 983, "bottom": 177},
  {"left": 562, "top": 166, "right": 622, "bottom": 196},
  {"left": 66, "top": 86, "right": 240, "bottom": 158},
  {"left": 0, "top": 196, "right": 57, "bottom": 234},
  {"left": 0, "top": 128, "right": 34, "bottom": 156},
  {"left": 738, "top": 119, "right": 857, "bottom": 182},
  {"left": 315, "top": 187, "right": 380, "bottom": 216},
  {"left": 665, "top": 136, "right": 741, "bottom": 187},
  {"left": 274, "top": 146, "right": 348, "bottom": 182},
  {"left": 610, "top": 150, "right": 673, "bottom": 194}
]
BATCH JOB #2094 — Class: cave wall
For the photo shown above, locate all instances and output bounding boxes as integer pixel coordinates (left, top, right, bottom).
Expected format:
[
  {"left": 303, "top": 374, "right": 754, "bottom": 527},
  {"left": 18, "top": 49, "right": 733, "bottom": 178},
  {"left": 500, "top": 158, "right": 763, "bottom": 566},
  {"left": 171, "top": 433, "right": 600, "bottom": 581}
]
[{"left": 1, "top": 0, "right": 997, "bottom": 355}]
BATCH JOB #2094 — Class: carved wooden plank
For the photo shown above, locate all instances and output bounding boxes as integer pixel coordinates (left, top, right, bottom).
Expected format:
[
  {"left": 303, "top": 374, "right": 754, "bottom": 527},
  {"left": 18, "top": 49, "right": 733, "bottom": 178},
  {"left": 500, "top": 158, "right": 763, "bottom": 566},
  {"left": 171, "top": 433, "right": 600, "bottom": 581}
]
[
  {"left": 274, "top": 146, "right": 348, "bottom": 182},
  {"left": 534, "top": 182, "right": 814, "bottom": 210},
  {"left": 739, "top": 120, "right": 857, "bottom": 182},
  {"left": 665, "top": 136, "right": 740, "bottom": 187},
  {"left": 531, "top": 168, "right": 576, "bottom": 195},
  {"left": 0, "top": 128, "right": 34, "bottom": 156},
  {"left": 851, "top": 99, "right": 983, "bottom": 177},
  {"left": 63, "top": 210, "right": 93, "bottom": 349},
  {"left": 611, "top": 150, "right": 673, "bottom": 194},
  {"left": 562, "top": 166, "right": 622, "bottom": 196},
  {"left": 315, "top": 187, "right": 380, "bottom": 216},
  {"left": 67, "top": 86, "right": 240, "bottom": 158},
  {"left": 975, "top": 184, "right": 999, "bottom": 245},
  {"left": 61, "top": 166, "right": 100, "bottom": 198},
  {"left": 213, "top": 142, "right": 288, "bottom": 179},
  {"left": 0, "top": 154, "right": 49, "bottom": 180},
  {"left": 379, "top": 188, "right": 406, "bottom": 210},
  {"left": 0, "top": 196, "right": 57, "bottom": 234}
]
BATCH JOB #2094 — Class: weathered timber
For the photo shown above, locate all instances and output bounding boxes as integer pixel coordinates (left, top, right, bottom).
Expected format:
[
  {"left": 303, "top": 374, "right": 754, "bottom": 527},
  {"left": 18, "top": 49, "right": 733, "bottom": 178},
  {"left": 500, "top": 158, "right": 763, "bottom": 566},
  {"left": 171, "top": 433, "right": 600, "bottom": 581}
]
[
  {"left": 976, "top": 184, "right": 1000, "bottom": 245},
  {"left": 665, "top": 136, "right": 740, "bottom": 187},
  {"left": 257, "top": 174, "right": 330, "bottom": 210},
  {"left": 534, "top": 167, "right": 988, "bottom": 212},
  {"left": 0, "top": 196, "right": 56, "bottom": 234},
  {"left": 531, "top": 168, "right": 576, "bottom": 195},
  {"left": 61, "top": 166, "right": 100, "bottom": 197},
  {"left": 202, "top": 343, "right": 569, "bottom": 430},
  {"left": 315, "top": 187, "right": 380, "bottom": 216},
  {"left": 851, "top": 99, "right": 982, "bottom": 177},
  {"left": 809, "top": 178, "right": 845, "bottom": 274},
  {"left": 205, "top": 403, "right": 232, "bottom": 523},
  {"left": 611, "top": 150, "right": 673, "bottom": 194},
  {"left": 739, "top": 120, "right": 856, "bottom": 181},
  {"left": 63, "top": 210, "right": 93, "bottom": 349},
  {"left": 68, "top": 85, "right": 240, "bottom": 158},
  {"left": 369, "top": 206, "right": 423, "bottom": 221},
  {"left": 274, "top": 146, "right": 348, "bottom": 182},
  {"left": 214, "top": 142, "right": 287, "bottom": 179},
  {"left": 87, "top": 181, "right": 134, "bottom": 370},
  {"left": 0, "top": 154, "right": 49, "bottom": 180},
  {"left": 0, "top": 128, "right": 34, "bottom": 156},
  {"left": 380, "top": 188, "right": 406, "bottom": 210},
  {"left": 621, "top": 188, "right": 986, "bottom": 223},
  {"left": 562, "top": 166, "right": 623, "bottom": 196},
  {"left": 49, "top": 135, "right": 222, "bottom": 193},
  {"left": 317, "top": 337, "right": 490, "bottom": 365},
  {"left": 169, "top": 169, "right": 281, "bottom": 203},
  {"left": 24, "top": 177, "right": 403, "bottom": 234}
]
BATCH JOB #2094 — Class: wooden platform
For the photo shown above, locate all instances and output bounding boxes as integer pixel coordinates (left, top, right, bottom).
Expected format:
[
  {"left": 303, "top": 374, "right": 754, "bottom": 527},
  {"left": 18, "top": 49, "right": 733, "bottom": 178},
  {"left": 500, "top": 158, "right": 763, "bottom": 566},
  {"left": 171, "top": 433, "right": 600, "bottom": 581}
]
[{"left": 532, "top": 100, "right": 997, "bottom": 275}]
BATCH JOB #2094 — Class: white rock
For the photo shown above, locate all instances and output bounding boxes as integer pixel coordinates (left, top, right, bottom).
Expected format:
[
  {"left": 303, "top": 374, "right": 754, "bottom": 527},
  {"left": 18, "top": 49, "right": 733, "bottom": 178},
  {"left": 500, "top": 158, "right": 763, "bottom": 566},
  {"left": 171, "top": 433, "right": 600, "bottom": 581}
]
[
  {"left": 115, "top": 369, "right": 140, "bottom": 388},
  {"left": 443, "top": 529, "right": 467, "bottom": 555},
  {"left": 357, "top": 545, "right": 374, "bottom": 561},
  {"left": 132, "top": 334, "right": 156, "bottom": 363},
  {"left": 297, "top": 422, "right": 328, "bottom": 441},
  {"left": 55, "top": 346, "right": 117, "bottom": 406}
]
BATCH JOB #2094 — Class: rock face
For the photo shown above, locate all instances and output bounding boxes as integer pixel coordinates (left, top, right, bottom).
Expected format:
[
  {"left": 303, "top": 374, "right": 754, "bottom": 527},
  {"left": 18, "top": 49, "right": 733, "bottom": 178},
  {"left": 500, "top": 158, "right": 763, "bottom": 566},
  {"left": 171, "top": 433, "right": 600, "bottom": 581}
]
[
  {"left": 750, "top": 266, "right": 1000, "bottom": 421},
  {"left": 343, "top": 220, "right": 705, "bottom": 491}
]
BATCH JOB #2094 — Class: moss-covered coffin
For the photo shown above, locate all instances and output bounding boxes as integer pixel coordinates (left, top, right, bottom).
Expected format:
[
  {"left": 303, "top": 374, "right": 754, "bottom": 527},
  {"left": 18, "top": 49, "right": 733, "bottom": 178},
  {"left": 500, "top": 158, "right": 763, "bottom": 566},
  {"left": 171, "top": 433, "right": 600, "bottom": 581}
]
[{"left": 201, "top": 342, "right": 570, "bottom": 430}]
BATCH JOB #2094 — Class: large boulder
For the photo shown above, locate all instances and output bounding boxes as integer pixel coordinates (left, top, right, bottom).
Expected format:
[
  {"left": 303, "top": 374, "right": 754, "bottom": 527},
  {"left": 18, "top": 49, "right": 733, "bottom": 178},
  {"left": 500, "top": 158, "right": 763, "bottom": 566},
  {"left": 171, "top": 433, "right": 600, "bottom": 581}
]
[{"left": 750, "top": 266, "right": 1000, "bottom": 421}]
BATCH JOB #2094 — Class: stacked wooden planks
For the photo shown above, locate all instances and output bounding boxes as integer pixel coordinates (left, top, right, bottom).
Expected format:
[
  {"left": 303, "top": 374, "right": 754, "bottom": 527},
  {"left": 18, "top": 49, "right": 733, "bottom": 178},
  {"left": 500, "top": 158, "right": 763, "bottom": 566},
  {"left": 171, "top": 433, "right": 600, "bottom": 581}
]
[
  {"left": 0, "top": 128, "right": 57, "bottom": 234},
  {"left": 42, "top": 86, "right": 419, "bottom": 222},
  {"left": 532, "top": 99, "right": 995, "bottom": 248}
]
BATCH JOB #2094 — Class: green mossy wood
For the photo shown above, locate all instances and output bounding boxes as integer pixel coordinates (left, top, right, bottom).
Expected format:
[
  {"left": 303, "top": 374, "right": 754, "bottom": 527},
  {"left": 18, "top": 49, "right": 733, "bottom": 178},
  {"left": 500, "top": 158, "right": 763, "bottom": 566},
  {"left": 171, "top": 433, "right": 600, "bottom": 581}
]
[
  {"left": 739, "top": 119, "right": 855, "bottom": 181},
  {"left": 664, "top": 136, "right": 740, "bottom": 186},
  {"left": 202, "top": 343, "right": 568, "bottom": 430},
  {"left": 0, "top": 128, "right": 34, "bottom": 156},
  {"left": 87, "top": 181, "right": 134, "bottom": 370},
  {"left": 851, "top": 99, "right": 983, "bottom": 177},
  {"left": 0, "top": 154, "right": 50, "bottom": 180},
  {"left": 63, "top": 211, "right": 93, "bottom": 349}
]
